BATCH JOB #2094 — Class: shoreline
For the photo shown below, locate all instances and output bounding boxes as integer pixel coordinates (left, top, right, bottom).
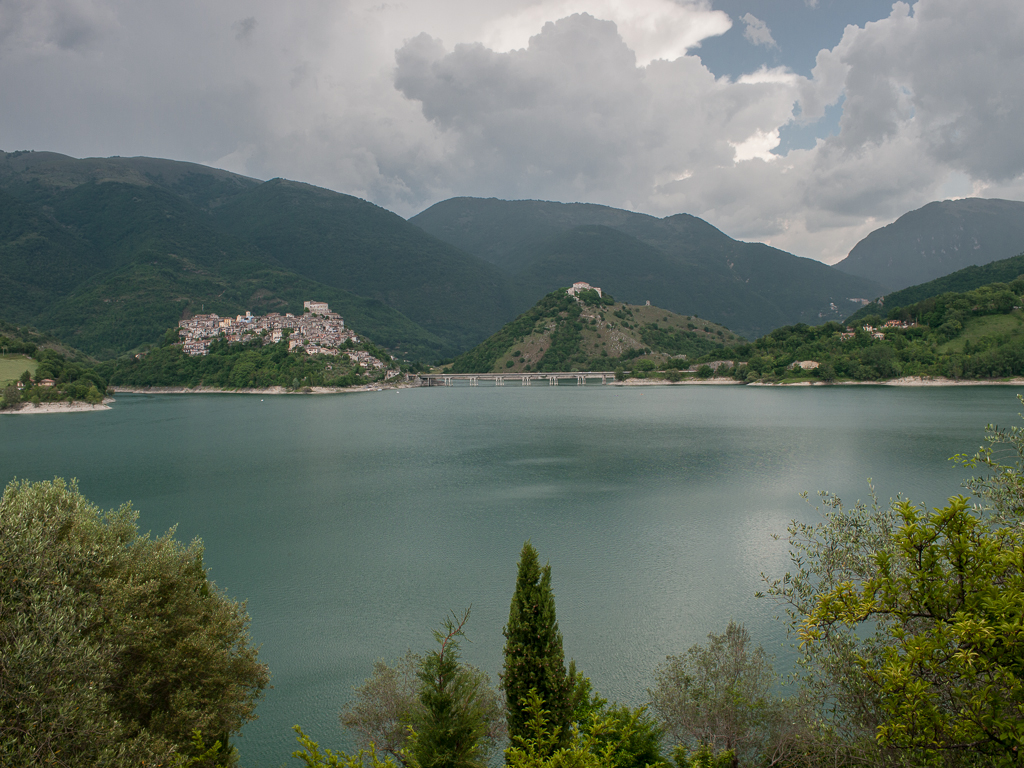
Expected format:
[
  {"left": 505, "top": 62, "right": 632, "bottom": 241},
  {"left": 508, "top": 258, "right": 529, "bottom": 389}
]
[
  {"left": 110, "top": 383, "right": 408, "bottom": 395},
  {"left": 4, "top": 375, "right": 1015, "bottom": 413},
  {"left": 1, "top": 398, "right": 115, "bottom": 415}
]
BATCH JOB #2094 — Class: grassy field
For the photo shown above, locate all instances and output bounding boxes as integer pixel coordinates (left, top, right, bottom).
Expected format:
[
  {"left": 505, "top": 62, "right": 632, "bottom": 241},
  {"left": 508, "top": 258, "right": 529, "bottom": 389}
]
[
  {"left": 940, "top": 311, "right": 1024, "bottom": 353},
  {"left": 0, "top": 354, "right": 37, "bottom": 385}
]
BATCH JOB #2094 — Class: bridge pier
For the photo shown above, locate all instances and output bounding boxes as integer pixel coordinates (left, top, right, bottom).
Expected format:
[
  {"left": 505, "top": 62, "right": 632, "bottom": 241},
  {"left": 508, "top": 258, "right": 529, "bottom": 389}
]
[{"left": 496, "top": 376, "right": 504, "bottom": 386}]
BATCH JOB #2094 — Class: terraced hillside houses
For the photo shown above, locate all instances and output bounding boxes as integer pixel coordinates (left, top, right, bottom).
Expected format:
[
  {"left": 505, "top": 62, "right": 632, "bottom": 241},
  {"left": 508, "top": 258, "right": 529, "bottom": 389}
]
[{"left": 179, "top": 301, "right": 358, "bottom": 356}]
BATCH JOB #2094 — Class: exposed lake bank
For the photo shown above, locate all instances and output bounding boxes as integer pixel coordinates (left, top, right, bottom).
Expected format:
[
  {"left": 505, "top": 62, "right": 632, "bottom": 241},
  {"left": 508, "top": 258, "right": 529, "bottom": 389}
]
[{"left": 0, "top": 398, "right": 114, "bottom": 414}]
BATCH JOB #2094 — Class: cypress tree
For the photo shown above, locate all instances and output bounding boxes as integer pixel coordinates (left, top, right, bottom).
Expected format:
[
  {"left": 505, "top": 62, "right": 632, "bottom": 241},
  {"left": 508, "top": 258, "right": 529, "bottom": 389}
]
[{"left": 502, "top": 541, "right": 571, "bottom": 749}]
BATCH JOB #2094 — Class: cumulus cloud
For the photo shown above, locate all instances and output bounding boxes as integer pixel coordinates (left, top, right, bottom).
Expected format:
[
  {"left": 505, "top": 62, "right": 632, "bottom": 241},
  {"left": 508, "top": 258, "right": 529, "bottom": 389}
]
[
  {"left": 394, "top": 0, "right": 1024, "bottom": 262},
  {"left": 740, "top": 13, "right": 778, "bottom": 50},
  {"left": 1, "top": 0, "right": 1022, "bottom": 265},
  {"left": 479, "top": 0, "right": 731, "bottom": 65}
]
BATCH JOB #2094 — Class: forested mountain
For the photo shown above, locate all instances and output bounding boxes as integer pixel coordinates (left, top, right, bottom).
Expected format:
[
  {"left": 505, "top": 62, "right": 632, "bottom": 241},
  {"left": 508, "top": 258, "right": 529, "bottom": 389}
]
[
  {"left": 3, "top": 150, "right": 894, "bottom": 360},
  {"left": 834, "top": 197, "right": 1024, "bottom": 292},
  {"left": 0, "top": 151, "right": 508, "bottom": 359},
  {"left": 207, "top": 179, "right": 515, "bottom": 352},
  {"left": 410, "top": 197, "right": 883, "bottom": 341}
]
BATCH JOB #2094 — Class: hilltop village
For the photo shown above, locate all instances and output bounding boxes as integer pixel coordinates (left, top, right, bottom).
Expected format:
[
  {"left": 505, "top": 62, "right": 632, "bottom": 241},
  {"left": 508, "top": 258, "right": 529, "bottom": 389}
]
[{"left": 177, "top": 301, "right": 389, "bottom": 372}]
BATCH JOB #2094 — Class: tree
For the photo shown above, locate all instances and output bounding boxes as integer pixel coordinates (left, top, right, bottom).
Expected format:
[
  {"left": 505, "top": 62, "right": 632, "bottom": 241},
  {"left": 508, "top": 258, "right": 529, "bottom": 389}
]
[
  {"left": 506, "top": 690, "right": 645, "bottom": 768},
  {"left": 408, "top": 609, "right": 497, "bottom": 768},
  {"left": 648, "top": 622, "right": 795, "bottom": 767},
  {"left": 340, "top": 650, "right": 504, "bottom": 766},
  {"left": 342, "top": 651, "right": 424, "bottom": 763},
  {"left": 802, "top": 497, "right": 1024, "bottom": 764},
  {"left": 762, "top": 405, "right": 1024, "bottom": 766},
  {"left": 0, "top": 478, "right": 269, "bottom": 768},
  {"left": 503, "top": 542, "right": 572, "bottom": 751}
]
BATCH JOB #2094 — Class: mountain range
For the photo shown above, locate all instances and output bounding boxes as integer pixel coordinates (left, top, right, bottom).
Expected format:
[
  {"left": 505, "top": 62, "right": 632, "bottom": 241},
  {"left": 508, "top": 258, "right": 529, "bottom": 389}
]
[
  {"left": 3, "top": 149, "right": 1022, "bottom": 361},
  {"left": 410, "top": 197, "right": 883, "bottom": 340},
  {"left": 834, "top": 198, "right": 1024, "bottom": 292}
]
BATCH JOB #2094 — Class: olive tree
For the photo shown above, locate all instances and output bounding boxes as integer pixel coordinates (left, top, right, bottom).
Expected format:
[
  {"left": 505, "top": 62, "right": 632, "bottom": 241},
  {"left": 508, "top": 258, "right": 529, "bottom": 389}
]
[
  {"left": 648, "top": 622, "right": 798, "bottom": 767},
  {"left": 0, "top": 478, "right": 269, "bottom": 768}
]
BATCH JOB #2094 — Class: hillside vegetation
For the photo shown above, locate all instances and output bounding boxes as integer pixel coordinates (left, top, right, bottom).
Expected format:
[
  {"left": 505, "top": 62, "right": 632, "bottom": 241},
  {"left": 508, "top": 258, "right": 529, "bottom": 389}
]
[
  {"left": 0, "top": 151, "right": 503, "bottom": 360},
  {"left": 411, "top": 197, "right": 883, "bottom": 340},
  {"left": 846, "top": 250, "right": 1024, "bottom": 325},
  {"left": 448, "top": 288, "right": 741, "bottom": 374},
  {"left": 719, "top": 279, "right": 1024, "bottom": 383}
]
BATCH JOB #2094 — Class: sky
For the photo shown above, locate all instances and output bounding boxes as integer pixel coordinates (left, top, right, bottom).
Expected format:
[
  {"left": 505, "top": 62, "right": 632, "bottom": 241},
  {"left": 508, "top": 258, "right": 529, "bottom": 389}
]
[{"left": 1, "top": 0, "right": 1023, "bottom": 264}]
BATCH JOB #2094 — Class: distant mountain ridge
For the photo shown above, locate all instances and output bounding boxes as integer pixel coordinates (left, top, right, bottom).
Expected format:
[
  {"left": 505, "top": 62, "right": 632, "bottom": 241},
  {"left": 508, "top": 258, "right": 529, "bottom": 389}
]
[
  {"left": 411, "top": 197, "right": 884, "bottom": 341},
  {"left": 834, "top": 198, "right": 1024, "bottom": 292},
  {"left": 0, "top": 150, "right": 513, "bottom": 359},
  {"left": 2, "top": 150, "right": 895, "bottom": 359}
]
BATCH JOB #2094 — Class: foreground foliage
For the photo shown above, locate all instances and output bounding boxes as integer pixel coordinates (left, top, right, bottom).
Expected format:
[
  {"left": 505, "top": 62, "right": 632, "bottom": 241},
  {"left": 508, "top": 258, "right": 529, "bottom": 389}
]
[
  {"left": 759, "top": 403, "right": 1024, "bottom": 766},
  {"left": 0, "top": 478, "right": 269, "bottom": 767}
]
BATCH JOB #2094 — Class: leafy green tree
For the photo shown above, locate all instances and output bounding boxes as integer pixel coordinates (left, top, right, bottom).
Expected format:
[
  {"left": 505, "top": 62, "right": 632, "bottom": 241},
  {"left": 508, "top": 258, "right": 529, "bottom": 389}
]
[
  {"left": 503, "top": 542, "right": 572, "bottom": 751},
  {"left": 763, "top": 407, "right": 1024, "bottom": 766},
  {"left": 341, "top": 646, "right": 504, "bottom": 768},
  {"left": 0, "top": 478, "right": 269, "bottom": 768},
  {"left": 506, "top": 690, "right": 643, "bottom": 768},
  {"left": 802, "top": 497, "right": 1024, "bottom": 762}
]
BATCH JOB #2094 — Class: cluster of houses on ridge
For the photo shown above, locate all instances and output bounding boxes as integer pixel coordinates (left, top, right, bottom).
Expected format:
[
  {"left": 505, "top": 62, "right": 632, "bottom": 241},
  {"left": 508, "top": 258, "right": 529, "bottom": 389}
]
[
  {"left": 838, "top": 320, "right": 917, "bottom": 341},
  {"left": 177, "top": 301, "right": 392, "bottom": 373}
]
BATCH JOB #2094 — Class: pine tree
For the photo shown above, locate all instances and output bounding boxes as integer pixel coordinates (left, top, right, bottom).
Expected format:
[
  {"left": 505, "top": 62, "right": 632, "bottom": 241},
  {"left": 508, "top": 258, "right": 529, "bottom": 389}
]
[
  {"left": 410, "top": 609, "right": 489, "bottom": 768},
  {"left": 502, "top": 541, "right": 571, "bottom": 750}
]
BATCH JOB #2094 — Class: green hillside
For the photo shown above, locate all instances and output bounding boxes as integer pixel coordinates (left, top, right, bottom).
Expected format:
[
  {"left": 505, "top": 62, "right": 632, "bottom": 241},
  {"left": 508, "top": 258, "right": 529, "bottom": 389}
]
[
  {"left": 410, "top": 197, "right": 883, "bottom": 340},
  {"left": 846, "top": 251, "right": 1024, "bottom": 326},
  {"left": 0, "top": 151, "right": 510, "bottom": 360},
  {"left": 208, "top": 179, "right": 517, "bottom": 351},
  {"left": 448, "top": 287, "right": 741, "bottom": 374},
  {"left": 726, "top": 278, "right": 1024, "bottom": 383}
]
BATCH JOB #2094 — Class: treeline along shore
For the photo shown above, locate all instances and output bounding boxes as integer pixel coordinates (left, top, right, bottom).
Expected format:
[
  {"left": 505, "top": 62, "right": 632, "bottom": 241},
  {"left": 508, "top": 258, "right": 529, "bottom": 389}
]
[{"left": 8, "top": 276, "right": 1024, "bottom": 413}]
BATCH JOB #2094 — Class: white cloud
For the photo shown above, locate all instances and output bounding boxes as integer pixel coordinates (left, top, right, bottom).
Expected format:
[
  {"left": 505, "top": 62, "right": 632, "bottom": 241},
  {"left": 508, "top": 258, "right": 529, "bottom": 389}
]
[
  {"left": 479, "top": 0, "right": 731, "bottom": 65},
  {"left": 740, "top": 13, "right": 778, "bottom": 50},
  {"left": 1, "top": 0, "right": 1023, "bottom": 266}
]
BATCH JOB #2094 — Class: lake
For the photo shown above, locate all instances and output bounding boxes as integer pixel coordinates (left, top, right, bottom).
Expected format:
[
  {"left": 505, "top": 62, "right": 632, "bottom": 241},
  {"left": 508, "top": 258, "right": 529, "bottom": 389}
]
[{"left": 2, "top": 384, "right": 1022, "bottom": 766}]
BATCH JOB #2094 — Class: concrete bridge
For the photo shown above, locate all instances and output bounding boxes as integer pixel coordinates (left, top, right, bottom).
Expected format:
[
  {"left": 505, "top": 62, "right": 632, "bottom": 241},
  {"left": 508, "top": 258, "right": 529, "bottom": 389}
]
[{"left": 417, "top": 372, "right": 617, "bottom": 387}]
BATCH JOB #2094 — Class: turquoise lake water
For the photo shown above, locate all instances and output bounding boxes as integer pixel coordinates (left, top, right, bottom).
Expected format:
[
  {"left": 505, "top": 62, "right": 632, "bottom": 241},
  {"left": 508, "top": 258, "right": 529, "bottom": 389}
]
[{"left": 3, "top": 385, "right": 1023, "bottom": 766}]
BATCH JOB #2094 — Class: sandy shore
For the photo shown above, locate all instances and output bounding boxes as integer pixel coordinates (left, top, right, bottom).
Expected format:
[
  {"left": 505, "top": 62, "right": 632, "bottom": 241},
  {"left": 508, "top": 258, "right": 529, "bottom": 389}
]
[
  {"left": 1, "top": 398, "right": 114, "bottom": 415},
  {"left": 110, "top": 384, "right": 409, "bottom": 395}
]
